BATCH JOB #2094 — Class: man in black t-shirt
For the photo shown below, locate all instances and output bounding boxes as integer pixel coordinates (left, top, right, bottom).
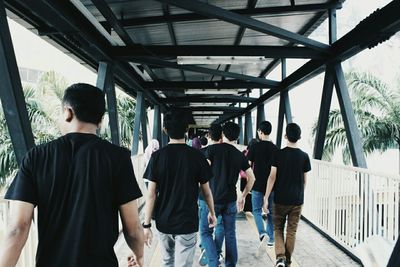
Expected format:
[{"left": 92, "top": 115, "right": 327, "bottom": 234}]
[
  {"left": 247, "top": 121, "right": 278, "bottom": 251},
  {"left": 201, "top": 122, "right": 255, "bottom": 267},
  {"left": 143, "top": 112, "right": 217, "bottom": 267},
  {"left": 263, "top": 123, "right": 311, "bottom": 267},
  {"left": 0, "top": 84, "right": 144, "bottom": 267}
]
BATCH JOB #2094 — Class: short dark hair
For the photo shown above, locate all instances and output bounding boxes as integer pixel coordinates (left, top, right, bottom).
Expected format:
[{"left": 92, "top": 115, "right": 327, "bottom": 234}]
[
  {"left": 286, "top": 123, "right": 301, "bottom": 142},
  {"left": 163, "top": 111, "right": 188, "bottom": 139},
  {"left": 223, "top": 122, "right": 240, "bottom": 141},
  {"left": 62, "top": 83, "right": 105, "bottom": 124},
  {"left": 258, "top": 121, "right": 272, "bottom": 135},
  {"left": 200, "top": 136, "right": 208, "bottom": 146},
  {"left": 209, "top": 124, "right": 222, "bottom": 142}
]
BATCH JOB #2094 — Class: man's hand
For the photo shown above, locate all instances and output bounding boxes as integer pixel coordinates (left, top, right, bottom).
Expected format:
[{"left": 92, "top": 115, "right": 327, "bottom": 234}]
[
  {"left": 127, "top": 254, "right": 143, "bottom": 267},
  {"left": 262, "top": 197, "right": 269, "bottom": 214},
  {"left": 208, "top": 212, "right": 217, "bottom": 228},
  {"left": 237, "top": 195, "right": 245, "bottom": 212},
  {"left": 144, "top": 228, "right": 153, "bottom": 247}
]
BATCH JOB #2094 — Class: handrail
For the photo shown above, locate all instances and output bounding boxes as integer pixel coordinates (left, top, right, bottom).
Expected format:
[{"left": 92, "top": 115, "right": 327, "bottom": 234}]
[{"left": 303, "top": 159, "right": 400, "bottom": 266}]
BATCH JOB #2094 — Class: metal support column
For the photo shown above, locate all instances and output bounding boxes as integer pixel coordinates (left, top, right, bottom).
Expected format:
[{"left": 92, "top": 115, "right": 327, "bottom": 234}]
[
  {"left": 131, "top": 91, "right": 144, "bottom": 155},
  {"left": 238, "top": 115, "right": 244, "bottom": 145},
  {"left": 333, "top": 64, "right": 367, "bottom": 168},
  {"left": 96, "top": 62, "right": 120, "bottom": 146},
  {"left": 0, "top": 0, "right": 34, "bottom": 163},
  {"left": 152, "top": 105, "right": 161, "bottom": 144},
  {"left": 276, "top": 59, "right": 292, "bottom": 148},
  {"left": 256, "top": 89, "right": 265, "bottom": 139},
  {"left": 141, "top": 104, "right": 148, "bottom": 150},
  {"left": 313, "top": 66, "right": 334, "bottom": 159},
  {"left": 244, "top": 112, "right": 253, "bottom": 145}
]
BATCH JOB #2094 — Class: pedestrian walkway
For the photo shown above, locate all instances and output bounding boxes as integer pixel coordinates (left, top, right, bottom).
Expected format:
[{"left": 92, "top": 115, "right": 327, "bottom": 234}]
[{"left": 115, "top": 212, "right": 360, "bottom": 267}]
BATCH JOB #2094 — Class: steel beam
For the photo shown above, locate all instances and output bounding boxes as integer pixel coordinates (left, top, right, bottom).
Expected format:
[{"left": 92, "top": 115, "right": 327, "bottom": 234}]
[
  {"left": 173, "top": 106, "right": 243, "bottom": 112},
  {"left": 155, "top": 0, "right": 330, "bottom": 52},
  {"left": 112, "top": 45, "right": 324, "bottom": 59},
  {"left": 238, "top": 115, "right": 244, "bottom": 145},
  {"left": 244, "top": 112, "right": 253, "bottom": 145},
  {"left": 160, "top": 95, "right": 256, "bottom": 104},
  {"left": 313, "top": 66, "right": 334, "bottom": 159},
  {"left": 0, "top": 0, "right": 34, "bottom": 164},
  {"left": 329, "top": 8, "right": 337, "bottom": 44},
  {"left": 141, "top": 104, "right": 148, "bottom": 150},
  {"left": 106, "top": 2, "right": 342, "bottom": 28},
  {"left": 129, "top": 56, "right": 280, "bottom": 88},
  {"left": 333, "top": 64, "right": 367, "bottom": 168},
  {"left": 96, "top": 62, "right": 120, "bottom": 146},
  {"left": 91, "top": 0, "right": 158, "bottom": 81},
  {"left": 142, "top": 80, "right": 272, "bottom": 90},
  {"left": 152, "top": 105, "right": 162, "bottom": 144},
  {"left": 131, "top": 91, "right": 144, "bottom": 155}
]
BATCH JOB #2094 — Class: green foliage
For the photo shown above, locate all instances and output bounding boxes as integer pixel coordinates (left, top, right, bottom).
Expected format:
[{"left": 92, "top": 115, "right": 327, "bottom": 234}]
[{"left": 312, "top": 71, "right": 400, "bottom": 164}]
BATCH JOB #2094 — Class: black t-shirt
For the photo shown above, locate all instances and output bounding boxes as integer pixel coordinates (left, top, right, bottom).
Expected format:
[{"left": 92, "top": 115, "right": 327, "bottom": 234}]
[
  {"left": 206, "top": 143, "right": 250, "bottom": 204},
  {"left": 144, "top": 144, "right": 212, "bottom": 234},
  {"left": 247, "top": 140, "right": 278, "bottom": 193},
  {"left": 5, "top": 133, "right": 142, "bottom": 267},
  {"left": 272, "top": 147, "right": 311, "bottom": 205}
]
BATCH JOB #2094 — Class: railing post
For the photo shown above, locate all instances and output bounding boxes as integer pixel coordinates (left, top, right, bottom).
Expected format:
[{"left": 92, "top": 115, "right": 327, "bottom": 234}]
[
  {"left": 96, "top": 61, "right": 120, "bottom": 146},
  {"left": 0, "top": 0, "right": 35, "bottom": 163}
]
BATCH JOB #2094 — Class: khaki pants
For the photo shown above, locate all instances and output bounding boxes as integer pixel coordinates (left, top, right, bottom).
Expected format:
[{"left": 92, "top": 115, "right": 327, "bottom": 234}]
[
  {"left": 273, "top": 204, "right": 302, "bottom": 264},
  {"left": 158, "top": 232, "right": 197, "bottom": 267}
]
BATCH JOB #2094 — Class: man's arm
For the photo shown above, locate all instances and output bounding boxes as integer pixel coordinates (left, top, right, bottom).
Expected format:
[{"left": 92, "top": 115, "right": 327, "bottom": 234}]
[
  {"left": 143, "top": 181, "right": 157, "bottom": 247},
  {"left": 200, "top": 182, "right": 217, "bottom": 227},
  {"left": 119, "top": 200, "right": 144, "bottom": 267},
  {"left": 263, "top": 166, "right": 277, "bottom": 213},
  {"left": 304, "top": 172, "right": 308, "bottom": 187},
  {"left": 0, "top": 201, "right": 34, "bottom": 267},
  {"left": 238, "top": 168, "right": 255, "bottom": 211}
]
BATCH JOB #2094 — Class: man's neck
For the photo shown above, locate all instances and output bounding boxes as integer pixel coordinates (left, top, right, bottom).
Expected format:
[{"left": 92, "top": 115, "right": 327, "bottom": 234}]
[
  {"left": 169, "top": 138, "right": 185, "bottom": 144},
  {"left": 260, "top": 135, "right": 270, "bottom": 141},
  {"left": 65, "top": 122, "right": 98, "bottom": 135},
  {"left": 286, "top": 141, "right": 298, "bottom": 148}
]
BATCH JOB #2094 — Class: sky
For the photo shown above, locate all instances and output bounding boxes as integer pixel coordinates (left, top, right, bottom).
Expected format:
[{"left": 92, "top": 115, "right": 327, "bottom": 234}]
[{"left": 6, "top": 0, "right": 400, "bottom": 174}]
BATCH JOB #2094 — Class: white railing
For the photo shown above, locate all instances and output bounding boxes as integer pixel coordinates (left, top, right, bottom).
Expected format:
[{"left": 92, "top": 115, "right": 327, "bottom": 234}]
[
  {"left": 0, "top": 198, "right": 37, "bottom": 267},
  {"left": 303, "top": 160, "right": 400, "bottom": 265}
]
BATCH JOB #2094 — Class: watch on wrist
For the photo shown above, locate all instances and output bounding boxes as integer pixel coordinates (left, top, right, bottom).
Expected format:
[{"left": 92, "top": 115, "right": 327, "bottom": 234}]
[{"left": 142, "top": 222, "right": 152, "bottom": 229}]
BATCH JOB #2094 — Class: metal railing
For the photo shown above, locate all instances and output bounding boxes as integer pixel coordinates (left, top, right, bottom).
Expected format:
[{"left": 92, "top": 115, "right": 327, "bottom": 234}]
[{"left": 303, "top": 159, "right": 400, "bottom": 265}]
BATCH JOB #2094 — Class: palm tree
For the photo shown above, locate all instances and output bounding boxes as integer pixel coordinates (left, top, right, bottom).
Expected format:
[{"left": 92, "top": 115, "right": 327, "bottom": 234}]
[{"left": 312, "top": 71, "right": 400, "bottom": 171}]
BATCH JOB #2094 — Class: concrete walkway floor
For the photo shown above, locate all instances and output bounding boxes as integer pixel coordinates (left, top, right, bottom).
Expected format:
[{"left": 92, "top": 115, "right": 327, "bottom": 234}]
[{"left": 115, "top": 212, "right": 360, "bottom": 267}]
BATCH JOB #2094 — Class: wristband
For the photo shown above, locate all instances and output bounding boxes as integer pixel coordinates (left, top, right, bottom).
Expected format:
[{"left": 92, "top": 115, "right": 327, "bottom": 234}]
[{"left": 142, "top": 222, "right": 152, "bottom": 229}]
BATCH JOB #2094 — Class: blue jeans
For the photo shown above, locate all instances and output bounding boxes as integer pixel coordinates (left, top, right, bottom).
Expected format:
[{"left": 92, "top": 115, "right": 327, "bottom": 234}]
[
  {"left": 200, "top": 200, "right": 237, "bottom": 267},
  {"left": 199, "top": 201, "right": 224, "bottom": 255},
  {"left": 252, "top": 190, "right": 274, "bottom": 242}
]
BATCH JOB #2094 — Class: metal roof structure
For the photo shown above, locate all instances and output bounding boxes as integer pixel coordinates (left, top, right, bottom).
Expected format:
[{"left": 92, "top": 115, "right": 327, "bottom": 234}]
[{"left": 1, "top": 0, "right": 400, "bottom": 164}]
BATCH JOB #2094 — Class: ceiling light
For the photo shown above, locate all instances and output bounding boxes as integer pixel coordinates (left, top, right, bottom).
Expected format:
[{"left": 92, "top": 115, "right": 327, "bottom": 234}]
[{"left": 177, "top": 56, "right": 266, "bottom": 65}]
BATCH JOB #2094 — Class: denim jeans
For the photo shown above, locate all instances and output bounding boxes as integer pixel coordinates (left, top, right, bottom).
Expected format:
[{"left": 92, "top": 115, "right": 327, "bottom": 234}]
[
  {"left": 199, "top": 200, "right": 237, "bottom": 267},
  {"left": 199, "top": 200, "right": 224, "bottom": 255},
  {"left": 252, "top": 190, "right": 274, "bottom": 242}
]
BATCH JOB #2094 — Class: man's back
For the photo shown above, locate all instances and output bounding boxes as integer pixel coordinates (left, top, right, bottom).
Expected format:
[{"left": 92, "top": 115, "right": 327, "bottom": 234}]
[
  {"left": 5, "top": 133, "right": 142, "bottom": 267},
  {"left": 144, "top": 144, "right": 212, "bottom": 234},
  {"left": 206, "top": 143, "right": 250, "bottom": 204},
  {"left": 273, "top": 147, "right": 311, "bottom": 205},
  {"left": 247, "top": 140, "right": 277, "bottom": 193}
]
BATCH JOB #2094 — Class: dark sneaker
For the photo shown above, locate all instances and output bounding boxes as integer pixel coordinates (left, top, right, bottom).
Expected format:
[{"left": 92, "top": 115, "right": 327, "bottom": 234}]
[
  {"left": 257, "top": 234, "right": 269, "bottom": 255},
  {"left": 198, "top": 249, "right": 208, "bottom": 266},
  {"left": 276, "top": 258, "right": 286, "bottom": 267}
]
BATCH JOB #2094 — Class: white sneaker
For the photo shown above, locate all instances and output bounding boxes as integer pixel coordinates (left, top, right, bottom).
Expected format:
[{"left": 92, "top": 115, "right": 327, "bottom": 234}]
[
  {"left": 257, "top": 234, "right": 269, "bottom": 256},
  {"left": 218, "top": 253, "right": 224, "bottom": 266}
]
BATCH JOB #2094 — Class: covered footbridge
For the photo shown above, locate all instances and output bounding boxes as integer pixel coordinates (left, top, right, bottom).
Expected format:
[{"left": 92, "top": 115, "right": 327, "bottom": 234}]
[{"left": 1, "top": 0, "right": 400, "bottom": 266}]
